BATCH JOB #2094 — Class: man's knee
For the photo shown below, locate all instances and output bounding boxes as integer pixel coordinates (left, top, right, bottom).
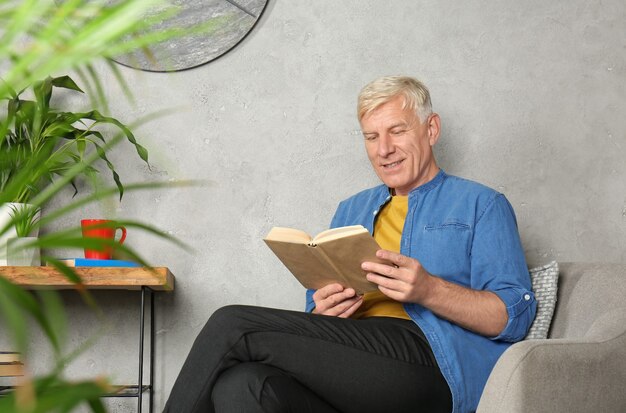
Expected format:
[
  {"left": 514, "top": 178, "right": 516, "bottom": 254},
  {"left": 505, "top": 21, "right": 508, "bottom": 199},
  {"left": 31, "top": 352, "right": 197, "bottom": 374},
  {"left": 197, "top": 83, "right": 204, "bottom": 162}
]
[
  {"left": 213, "top": 363, "right": 337, "bottom": 413},
  {"left": 207, "top": 304, "right": 247, "bottom": 326},
  {"left": 202, "top": 305, "right": 252, "bottom": 336},
  {"left": 212, "top": 363, "right": 278, "bottom": 412}
]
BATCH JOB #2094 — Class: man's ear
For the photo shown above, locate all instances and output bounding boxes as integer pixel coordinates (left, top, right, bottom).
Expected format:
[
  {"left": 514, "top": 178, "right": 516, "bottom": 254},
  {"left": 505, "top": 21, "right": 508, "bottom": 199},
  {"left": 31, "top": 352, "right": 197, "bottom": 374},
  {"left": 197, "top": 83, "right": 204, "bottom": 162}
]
[{"left": 427, "top": 113, "right": 441, "bottom": 146}]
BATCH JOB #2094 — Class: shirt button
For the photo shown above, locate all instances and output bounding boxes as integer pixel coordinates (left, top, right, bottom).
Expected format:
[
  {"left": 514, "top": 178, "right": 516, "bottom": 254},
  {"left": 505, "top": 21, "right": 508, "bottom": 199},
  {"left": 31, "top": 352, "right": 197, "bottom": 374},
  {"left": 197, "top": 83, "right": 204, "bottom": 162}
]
[
  {"left": 373, "top": 210, "right": 378, "bottom": 215},
  {"left": 524, "top": 294, "right": 531, "bottom": 301}
]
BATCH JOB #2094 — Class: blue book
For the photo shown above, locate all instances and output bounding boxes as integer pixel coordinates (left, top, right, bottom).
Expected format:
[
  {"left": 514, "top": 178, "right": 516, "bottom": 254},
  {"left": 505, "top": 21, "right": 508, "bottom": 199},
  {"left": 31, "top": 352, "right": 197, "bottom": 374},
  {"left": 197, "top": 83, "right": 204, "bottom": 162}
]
[{"left": 54, "top": 258, "right": 141, "bottom": 268}]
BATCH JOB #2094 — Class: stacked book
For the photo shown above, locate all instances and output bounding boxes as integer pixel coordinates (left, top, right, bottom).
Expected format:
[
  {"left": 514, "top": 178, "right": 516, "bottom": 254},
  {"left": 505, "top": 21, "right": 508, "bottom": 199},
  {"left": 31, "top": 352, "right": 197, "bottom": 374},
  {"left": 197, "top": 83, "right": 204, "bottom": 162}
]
[
  {"left": 0, "top": 352, "right": 23, "bottom": 377},
  {"left": 50, "top": 258, "right": 141, "bottom": 267}
]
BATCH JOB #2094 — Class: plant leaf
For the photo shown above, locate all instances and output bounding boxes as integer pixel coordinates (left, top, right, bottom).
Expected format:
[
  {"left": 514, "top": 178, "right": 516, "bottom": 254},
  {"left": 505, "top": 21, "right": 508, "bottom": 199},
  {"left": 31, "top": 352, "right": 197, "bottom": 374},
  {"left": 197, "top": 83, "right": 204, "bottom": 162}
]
[
  {"left": 0, "top": 277, "right": 30, "bottom": 352},
  {"left": 51, "top": 74, "right": 84, "bottom": 93},
  {"left": 0, "top": 275, "right": 60, "bottom": 353}
]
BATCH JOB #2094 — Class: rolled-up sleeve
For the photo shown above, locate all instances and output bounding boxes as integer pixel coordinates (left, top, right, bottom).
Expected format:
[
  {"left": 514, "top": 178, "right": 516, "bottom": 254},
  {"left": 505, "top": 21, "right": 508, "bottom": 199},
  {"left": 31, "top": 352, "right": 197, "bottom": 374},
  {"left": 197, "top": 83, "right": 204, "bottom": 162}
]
[
  {"left": 491, "top": 287, "right": 536, "bottom": 341},
  {"left": 471, "top": 193, "right": 537, "bottom": 342}
]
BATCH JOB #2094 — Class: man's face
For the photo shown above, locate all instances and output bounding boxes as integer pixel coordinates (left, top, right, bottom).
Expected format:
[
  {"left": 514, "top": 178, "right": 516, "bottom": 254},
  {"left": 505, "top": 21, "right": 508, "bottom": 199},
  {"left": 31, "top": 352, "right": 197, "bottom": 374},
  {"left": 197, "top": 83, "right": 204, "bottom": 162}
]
[{"left": 360, "top": 95, "right": 441, "bottom": 196}]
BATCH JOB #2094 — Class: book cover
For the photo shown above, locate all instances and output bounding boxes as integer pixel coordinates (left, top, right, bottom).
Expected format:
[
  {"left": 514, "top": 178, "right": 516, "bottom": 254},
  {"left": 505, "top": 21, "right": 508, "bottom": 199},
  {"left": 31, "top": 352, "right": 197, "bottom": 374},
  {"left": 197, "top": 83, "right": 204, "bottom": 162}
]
[
  {"left": 264, "top": 225, "right": 386, "bottom": 294},
  {"left": 51, "top": 258, "right": 141, "bottom": 268}
]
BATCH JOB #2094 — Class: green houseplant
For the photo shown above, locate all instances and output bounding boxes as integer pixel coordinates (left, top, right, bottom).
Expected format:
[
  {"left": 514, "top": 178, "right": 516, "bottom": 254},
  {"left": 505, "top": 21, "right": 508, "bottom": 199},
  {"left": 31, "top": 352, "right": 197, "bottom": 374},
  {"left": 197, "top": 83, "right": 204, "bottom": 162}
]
[
  {"left": 5, "top": 203, "right": 41, "bottom": 266},
  {"left": 0, "top": 202, "right": 40, "bottom": 265},
  {"left": 1, "top": 74, "right": 149, "bottom": 204},
  {"left": 8, "top": 204, "right": 40, "bottom": 238}
]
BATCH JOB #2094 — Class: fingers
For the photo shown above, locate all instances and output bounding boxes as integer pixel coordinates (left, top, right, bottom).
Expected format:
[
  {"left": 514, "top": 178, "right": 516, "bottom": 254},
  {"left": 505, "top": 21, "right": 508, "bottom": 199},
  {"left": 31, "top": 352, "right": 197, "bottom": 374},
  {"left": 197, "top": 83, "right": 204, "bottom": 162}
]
[
  {"left": 314, "top": 295, "right": 362, "bottom": 316},
  {"left": 362, "top": 261, "right": 397, "bottom": 277},
  {"left": 313, "top": 283, "right": 347, "bottom": 301},
  {"left": 328, "top": 295, "right": 363, "bottom": 317},
  {"left": 376, "top": 249, "right": 409, "bottom": 267},
  {"left": 365, "top": 271, "right": 403, "bottom": 293},
  {"left": 362, "top": 250, "right": 432, "bottom": 304},
  {"left": 312, "top": 283, "right": 362, "bottom": 316},
  {"left": 360, "top": 250, "right": 421, "bottom": 302},
  {"left": 336, "top": 296, "right": 363, "bottom": 318},
  {"left": 361, "top": 259, "right": 404, "bottom": 282},
  {"left": 376, "top": 285, "right": 404, "bottom": 302},
  {"left": 361, "top": 249, "right": 418, "bottom": 281}
]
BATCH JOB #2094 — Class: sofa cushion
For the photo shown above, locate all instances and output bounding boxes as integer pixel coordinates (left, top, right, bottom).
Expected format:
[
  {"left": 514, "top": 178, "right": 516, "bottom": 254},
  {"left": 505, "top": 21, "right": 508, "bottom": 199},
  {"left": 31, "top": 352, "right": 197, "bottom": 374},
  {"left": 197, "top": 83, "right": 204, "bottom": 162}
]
[{"left": 525, "top": 261, "right": 559, "bottom": 340}]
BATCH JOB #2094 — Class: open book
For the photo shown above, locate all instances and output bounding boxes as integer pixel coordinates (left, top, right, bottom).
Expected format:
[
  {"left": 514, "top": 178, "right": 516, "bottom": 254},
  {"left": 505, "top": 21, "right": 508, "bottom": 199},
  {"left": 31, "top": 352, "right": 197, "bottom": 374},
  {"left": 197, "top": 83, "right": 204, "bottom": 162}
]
[{"left": 264, "top": 225, "right": 385, "bottom": 294}]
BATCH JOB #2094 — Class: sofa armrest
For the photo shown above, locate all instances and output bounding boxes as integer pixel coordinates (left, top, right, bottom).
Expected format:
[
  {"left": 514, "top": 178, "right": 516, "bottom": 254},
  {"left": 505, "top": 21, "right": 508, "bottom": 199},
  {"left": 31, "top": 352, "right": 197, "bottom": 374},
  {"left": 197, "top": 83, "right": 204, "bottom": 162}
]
[{"left": 477, "top": 309, "right": 626, "bottom": 413}]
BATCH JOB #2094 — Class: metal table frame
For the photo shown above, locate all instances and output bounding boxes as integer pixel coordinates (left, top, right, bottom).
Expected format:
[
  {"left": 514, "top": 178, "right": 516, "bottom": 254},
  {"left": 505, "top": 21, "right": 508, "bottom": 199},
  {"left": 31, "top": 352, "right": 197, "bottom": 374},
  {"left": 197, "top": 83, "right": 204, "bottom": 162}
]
[
  {"left": 102, "top": 286, "right": 155, "bottom": 413},
  {"left": 0, "top": 266, "right": 174, "bottom": 413}
]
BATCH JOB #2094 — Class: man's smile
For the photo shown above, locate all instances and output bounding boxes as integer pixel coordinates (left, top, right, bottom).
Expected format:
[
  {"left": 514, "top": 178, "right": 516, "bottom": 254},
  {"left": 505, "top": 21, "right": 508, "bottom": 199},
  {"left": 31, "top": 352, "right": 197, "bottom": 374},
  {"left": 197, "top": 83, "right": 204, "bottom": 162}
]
[{"left": 382, "top": 159, "right": 404, "bottom": 169}]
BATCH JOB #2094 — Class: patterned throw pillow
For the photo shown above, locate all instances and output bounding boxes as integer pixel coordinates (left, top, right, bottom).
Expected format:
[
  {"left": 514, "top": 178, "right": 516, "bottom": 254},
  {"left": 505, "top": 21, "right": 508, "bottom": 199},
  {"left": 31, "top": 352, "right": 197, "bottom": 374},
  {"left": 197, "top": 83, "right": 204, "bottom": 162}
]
[{"left": 524, "top": 261, "right": 559, "bottom": 340}]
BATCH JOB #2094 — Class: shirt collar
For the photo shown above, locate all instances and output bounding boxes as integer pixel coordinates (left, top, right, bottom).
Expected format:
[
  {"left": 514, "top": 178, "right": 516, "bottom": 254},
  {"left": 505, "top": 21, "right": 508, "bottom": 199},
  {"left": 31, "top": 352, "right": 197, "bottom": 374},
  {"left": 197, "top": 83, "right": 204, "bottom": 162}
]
[
  {"left": 390, "top": 169, "right": 447, "bottom": 198},
  {"left": 414, "top": 168, "right": 446, "bottom": 193}
]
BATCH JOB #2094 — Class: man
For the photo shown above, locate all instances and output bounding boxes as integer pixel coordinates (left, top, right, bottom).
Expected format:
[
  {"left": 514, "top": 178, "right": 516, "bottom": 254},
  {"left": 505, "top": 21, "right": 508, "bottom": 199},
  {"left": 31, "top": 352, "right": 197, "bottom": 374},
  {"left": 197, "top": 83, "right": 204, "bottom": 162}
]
[{"left": 164, "top": 76, "right": 536, "bottom": 413}]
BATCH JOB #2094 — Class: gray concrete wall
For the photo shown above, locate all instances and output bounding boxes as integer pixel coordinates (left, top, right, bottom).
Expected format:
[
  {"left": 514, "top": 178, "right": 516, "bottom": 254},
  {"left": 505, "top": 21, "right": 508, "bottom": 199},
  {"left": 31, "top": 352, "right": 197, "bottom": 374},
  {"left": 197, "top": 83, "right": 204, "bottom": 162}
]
[{"left": 3, "top": 0, "right": 625, "bottom": 411}]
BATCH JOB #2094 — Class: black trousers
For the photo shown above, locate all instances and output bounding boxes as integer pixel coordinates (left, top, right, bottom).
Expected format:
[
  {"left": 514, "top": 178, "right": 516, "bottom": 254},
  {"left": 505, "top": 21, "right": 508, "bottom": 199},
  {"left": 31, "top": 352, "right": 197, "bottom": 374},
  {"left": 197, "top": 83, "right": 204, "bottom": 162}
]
[{"left": 163, "top": 305, "right": 452, "bottom": 413}]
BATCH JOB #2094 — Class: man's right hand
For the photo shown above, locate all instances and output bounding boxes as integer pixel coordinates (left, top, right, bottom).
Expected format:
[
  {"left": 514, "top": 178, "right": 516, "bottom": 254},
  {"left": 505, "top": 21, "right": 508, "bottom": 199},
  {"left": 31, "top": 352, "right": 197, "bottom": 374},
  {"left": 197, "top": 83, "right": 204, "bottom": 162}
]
[{"left": 312, "top": 283, "right": 363, "bottom": 318}]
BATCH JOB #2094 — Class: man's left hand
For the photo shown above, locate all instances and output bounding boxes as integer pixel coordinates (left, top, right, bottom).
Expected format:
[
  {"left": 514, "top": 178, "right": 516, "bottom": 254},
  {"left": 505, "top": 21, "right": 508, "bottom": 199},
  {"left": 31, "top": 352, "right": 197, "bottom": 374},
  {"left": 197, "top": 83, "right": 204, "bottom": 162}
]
[{"left": 361, "top": 249, "right": 432, "bottom": 304}]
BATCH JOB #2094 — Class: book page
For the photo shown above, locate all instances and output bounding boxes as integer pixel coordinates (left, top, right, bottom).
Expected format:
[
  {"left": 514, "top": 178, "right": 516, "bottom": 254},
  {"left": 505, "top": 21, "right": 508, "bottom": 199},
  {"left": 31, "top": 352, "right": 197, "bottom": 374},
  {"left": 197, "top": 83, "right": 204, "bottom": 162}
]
[
  {"left": 312, "top": 225, "right": 368, "bottom": 244},
  {"left": 265, "top": 227, "right": 312, "bottom": 244}
]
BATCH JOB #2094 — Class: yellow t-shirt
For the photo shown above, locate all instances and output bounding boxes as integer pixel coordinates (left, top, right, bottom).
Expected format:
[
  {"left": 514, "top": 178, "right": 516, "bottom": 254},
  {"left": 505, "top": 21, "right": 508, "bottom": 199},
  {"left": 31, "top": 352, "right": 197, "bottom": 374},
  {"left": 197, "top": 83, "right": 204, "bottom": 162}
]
[{"left": 352, "top": 195, "right": 411, "bottom": 320}]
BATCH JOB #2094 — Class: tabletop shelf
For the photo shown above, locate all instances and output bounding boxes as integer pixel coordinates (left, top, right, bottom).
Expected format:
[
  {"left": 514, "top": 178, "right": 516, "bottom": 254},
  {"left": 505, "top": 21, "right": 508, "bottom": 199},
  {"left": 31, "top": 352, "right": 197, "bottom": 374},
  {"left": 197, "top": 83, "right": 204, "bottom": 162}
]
[{"left": 0, "top": 266, "right": 174, "bottom": 291}]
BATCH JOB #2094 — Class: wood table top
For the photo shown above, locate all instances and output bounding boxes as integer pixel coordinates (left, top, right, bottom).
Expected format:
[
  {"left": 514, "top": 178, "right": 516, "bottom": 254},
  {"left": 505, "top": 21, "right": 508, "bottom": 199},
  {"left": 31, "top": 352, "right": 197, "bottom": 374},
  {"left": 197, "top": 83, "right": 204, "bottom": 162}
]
[{"left": 0, "top": 266, "right": 175, "bottom": 291}]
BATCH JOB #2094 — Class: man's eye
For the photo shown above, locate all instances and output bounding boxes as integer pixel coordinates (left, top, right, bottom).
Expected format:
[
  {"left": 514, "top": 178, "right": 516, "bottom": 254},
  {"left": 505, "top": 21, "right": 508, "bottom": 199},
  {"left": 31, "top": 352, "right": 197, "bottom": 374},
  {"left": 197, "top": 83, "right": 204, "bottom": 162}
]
[
  {"left": 391, "top": 129, "right": 406, "bottom": 136},
  {"left": 364, "top": 134, "right": 377, "bottom": 141}
]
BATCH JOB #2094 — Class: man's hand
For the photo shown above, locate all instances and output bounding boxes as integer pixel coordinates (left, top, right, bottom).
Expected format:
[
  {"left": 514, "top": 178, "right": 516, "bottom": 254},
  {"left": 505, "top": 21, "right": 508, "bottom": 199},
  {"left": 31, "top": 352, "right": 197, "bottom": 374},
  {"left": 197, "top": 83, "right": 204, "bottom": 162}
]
[
  {"left": 312, "top": 283, "right": 363, "bottom": 318},
  {"left": 361, "top": 249, "right": 431, "bottom": 303},
  {"left": 362, "top": 249, "right": 508, "bottom": 337}
]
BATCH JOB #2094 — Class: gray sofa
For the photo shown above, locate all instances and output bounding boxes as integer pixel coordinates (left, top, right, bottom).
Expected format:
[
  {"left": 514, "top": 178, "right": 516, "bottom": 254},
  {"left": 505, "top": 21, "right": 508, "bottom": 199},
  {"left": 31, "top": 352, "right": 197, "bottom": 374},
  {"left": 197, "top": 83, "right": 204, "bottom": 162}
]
[{"left": 477, "top": 262, "right": 626, "bottom": 412}]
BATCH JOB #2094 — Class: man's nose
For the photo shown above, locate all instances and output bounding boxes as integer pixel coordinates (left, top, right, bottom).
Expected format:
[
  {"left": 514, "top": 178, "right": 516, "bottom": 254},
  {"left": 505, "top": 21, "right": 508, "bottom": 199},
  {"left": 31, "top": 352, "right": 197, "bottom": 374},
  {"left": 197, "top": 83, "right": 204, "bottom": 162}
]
[{"left": 377, "top": 133, "right": 394, "bottom": 157}]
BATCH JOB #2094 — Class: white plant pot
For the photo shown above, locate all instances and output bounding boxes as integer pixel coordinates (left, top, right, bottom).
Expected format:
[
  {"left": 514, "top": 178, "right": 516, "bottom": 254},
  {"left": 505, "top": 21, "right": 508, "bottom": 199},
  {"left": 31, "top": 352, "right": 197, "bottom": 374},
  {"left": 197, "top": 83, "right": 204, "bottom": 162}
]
[
  {"left": 0, "top": 203, "right": 41, "bottom": 265},
  {"left": 7, "top": 237, "right": 41, "bottom": 266}
]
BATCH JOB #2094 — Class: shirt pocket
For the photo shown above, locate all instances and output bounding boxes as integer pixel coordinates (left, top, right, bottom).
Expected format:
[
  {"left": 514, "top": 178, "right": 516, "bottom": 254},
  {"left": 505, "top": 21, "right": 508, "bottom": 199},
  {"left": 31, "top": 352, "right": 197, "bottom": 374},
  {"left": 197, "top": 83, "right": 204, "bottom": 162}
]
[{"left": 420, "top": 221, "right": 472, "bottom": 280}]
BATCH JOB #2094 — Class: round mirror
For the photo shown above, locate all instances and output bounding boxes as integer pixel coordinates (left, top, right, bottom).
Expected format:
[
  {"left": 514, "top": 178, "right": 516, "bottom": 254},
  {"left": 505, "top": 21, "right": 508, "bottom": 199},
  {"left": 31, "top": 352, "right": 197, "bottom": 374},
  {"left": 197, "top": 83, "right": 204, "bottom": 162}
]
[{"left": 114, "top": 0, "right": 268, "bottom": 72}]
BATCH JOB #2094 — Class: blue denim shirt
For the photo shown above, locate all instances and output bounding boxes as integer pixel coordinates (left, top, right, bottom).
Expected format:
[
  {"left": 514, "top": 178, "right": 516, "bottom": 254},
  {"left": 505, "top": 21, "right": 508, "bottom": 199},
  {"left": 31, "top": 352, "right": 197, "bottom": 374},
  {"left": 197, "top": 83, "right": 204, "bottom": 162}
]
[{"left": 305, "top": 170, "right": 536, "bottom": 413}]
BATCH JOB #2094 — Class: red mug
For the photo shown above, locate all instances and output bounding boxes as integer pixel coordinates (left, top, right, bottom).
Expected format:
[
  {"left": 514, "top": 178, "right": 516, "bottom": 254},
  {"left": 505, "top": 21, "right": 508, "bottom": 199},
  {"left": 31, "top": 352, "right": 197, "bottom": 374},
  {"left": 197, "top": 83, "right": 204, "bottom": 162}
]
[{"left": 81, "top": 219, "right": 127, "bottom": 260}]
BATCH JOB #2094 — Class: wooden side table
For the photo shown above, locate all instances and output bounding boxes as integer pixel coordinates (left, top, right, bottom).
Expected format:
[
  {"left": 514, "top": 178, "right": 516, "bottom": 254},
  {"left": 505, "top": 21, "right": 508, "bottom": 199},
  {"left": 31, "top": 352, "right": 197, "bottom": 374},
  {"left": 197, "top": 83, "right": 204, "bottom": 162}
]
[{"left": 0, "top": 266, "right": 175, "bottom": 413}]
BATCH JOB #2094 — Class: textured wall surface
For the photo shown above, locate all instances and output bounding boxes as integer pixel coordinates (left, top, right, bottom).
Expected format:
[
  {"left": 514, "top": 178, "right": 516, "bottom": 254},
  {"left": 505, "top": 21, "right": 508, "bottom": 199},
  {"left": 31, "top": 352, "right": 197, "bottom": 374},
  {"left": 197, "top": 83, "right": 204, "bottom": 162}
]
[{"left": 3, "top": 0, "right": 624, "bottom": 410}]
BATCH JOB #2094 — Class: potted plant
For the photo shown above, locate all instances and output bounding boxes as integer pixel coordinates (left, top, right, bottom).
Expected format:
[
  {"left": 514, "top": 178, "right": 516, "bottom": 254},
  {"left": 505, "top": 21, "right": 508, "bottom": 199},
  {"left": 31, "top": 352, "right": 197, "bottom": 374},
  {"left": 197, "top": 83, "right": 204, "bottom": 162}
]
[
  {"left": 0, "top": 74, "right": 151, "bottom": 265},
  {"left": 5, "top": 204, "right": 41, "bottom": 266}
]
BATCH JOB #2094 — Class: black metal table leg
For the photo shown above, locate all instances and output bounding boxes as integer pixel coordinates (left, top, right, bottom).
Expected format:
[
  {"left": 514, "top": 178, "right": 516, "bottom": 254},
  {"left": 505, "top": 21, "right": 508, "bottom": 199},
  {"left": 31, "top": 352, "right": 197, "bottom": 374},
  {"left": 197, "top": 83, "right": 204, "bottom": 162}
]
[
  {"left": 150, "top": 288, "right": 155, "bottom": 413},
  {"left": 138, "top": 287, "right": 146, "bottom": 413},
  {"left": 137, "top": 287, "right": 155, "bottom": 413}
]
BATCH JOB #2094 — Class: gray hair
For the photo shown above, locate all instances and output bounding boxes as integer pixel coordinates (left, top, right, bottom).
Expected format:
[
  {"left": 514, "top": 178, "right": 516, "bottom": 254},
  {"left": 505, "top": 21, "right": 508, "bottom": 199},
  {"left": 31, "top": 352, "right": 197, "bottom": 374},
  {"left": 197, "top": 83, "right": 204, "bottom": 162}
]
[{"left": 357, "top": 75, "right": 433, "bottom": 122}]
